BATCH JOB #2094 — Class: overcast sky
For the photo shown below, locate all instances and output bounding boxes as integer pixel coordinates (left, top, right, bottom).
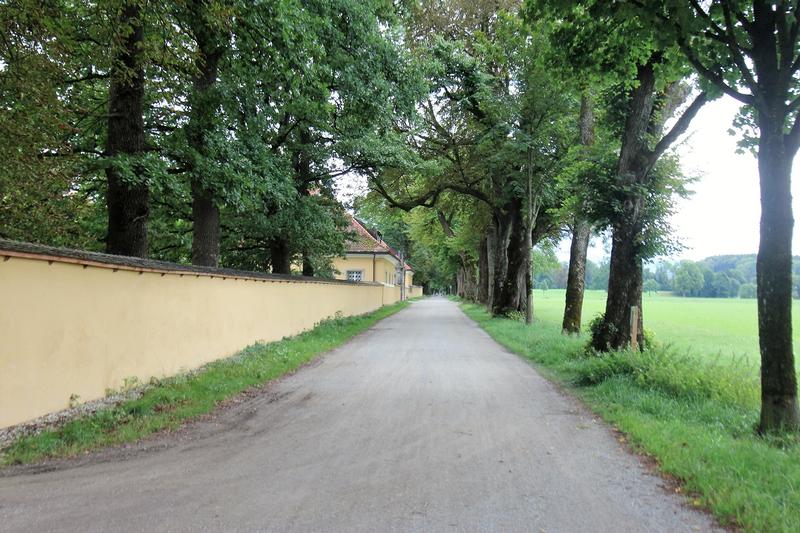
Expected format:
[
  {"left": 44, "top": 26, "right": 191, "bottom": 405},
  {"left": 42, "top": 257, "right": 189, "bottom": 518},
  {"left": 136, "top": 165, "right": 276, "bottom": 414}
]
[{"left": 564, "top": 95, "right": 800, "bottom": 263}]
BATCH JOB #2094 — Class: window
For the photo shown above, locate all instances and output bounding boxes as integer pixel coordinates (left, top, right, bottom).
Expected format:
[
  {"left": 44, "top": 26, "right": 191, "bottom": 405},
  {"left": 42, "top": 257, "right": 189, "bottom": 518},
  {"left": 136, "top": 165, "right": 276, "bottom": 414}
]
[{"left": 346, "top": 270, "right": 363, "bottom": 282}]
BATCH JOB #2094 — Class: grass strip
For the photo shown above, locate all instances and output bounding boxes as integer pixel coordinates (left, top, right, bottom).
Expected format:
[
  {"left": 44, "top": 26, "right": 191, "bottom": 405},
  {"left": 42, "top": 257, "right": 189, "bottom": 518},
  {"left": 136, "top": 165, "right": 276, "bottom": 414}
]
[
  {"left": 2, "top": 301, "right": 410, "bottom": 466},
  {"left": 459, "top": 301, "right": 800, "bottom": 533}
]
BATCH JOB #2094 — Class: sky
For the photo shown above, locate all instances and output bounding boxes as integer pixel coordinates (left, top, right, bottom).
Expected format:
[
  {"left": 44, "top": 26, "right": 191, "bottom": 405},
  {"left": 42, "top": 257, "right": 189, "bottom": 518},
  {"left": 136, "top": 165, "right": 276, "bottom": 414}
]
[{"left": 565, "top": 95, "right": 800, "bottom": 264}]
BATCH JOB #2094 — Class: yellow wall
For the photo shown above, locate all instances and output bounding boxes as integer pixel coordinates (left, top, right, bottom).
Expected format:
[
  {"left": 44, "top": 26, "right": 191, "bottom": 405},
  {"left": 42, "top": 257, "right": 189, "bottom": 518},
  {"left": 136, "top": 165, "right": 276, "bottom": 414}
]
[
  {"left": 377, "top": 257, "right": 397, "bottom": 286},
  {"left": 332, "top": 255, "right": 370, "bottom": 282},
  {"left": 332, "top": 254, "right": 398, "bottom": 285},
  {"left": 0, "top": 252, "right": 402, "bottom": 429},
  {"left": 331, "top": 254, "right": 422, "bottom": 300},
  {"left": 382, "top": 284, "right": 401, "bottom": 305}
]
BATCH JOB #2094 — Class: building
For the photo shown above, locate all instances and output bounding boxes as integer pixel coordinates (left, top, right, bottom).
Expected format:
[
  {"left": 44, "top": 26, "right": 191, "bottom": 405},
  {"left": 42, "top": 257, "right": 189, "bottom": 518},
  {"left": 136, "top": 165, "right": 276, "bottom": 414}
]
[{"left": 331, "top": 215, "right": 421, "bottom": 298}]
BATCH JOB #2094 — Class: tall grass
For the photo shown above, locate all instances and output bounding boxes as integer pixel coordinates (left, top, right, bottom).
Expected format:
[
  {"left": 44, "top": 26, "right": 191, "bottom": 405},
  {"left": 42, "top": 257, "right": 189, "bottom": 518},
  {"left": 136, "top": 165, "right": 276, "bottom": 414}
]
[{"left": 460, "top": 301, "right": 800, "bottom": 532}]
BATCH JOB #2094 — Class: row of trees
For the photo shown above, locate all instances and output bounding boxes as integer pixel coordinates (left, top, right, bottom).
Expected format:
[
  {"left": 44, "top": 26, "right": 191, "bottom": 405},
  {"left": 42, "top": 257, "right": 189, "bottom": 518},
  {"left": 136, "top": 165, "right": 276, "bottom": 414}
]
[
  {"left": 1, "top": 0, "right": 416, "bottom": 273},
  {"left": 2, "top": 1, "right": 798, "bottom": 432},
  {"left": 364, "top": 0, "right": 800, "bottom": 433},
  {"left": 367, "top": 1, "right": 701, "bottom": 340},
  {"left": 666, "top": 261, "right": 746, "bottom": 298}
]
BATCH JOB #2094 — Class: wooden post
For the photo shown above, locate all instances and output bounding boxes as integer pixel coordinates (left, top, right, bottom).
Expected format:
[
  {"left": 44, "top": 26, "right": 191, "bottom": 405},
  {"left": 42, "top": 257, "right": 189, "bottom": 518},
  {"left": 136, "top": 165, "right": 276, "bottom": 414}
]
[{"left": 630, "top": 305, "right": 639, "bottom": 351}]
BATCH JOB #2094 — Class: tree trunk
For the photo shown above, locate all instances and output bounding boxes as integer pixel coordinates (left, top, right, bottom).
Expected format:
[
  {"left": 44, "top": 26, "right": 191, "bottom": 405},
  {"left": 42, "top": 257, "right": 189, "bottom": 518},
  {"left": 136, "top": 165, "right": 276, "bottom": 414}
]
[
  {"left": 270, "top": 239, "right": 292, "bottom": 274},
  {"left": 105, "top": 1, "right": 148, "bottom": 257},
  {"left": 456, "top": 265, "right": 466, "bottom": 298},
  {"left": 486, "top": 223, "right": 496, "bottom": 311},
  {"left": 454, "top": 251, "right": 478, "bottom": 300},
  {"left": 755, "top": 125, "right": 799, "bottom": 432},
  {"left": 591, "top": 61, "right": 656, "bottom": 351},
  {"left": 462, "top": 257, "right": 478, "bottom": 300},
  {"left": 562, "top": 220, "right": 591, "bottom": 334},
  {"left": 478, "top": 234, "right": 489, "bottom": 305},
  {"left": 562, "top": 93, "right": 595, "bottom": 333},
  {"left": 492, "top": 198, "right": 528, "bottom": 316},
  {"left": 188, "top": 4, "right": 226, "bottom": 267},
  {"left": 191, "top": 182, "right": 220, "bottom": 267},
  {"left": 591, "top": 217, "right": 643, "bottom": 351},
  {"left": 525, "top": 152, "right": 534, "bottom": 325},
  {"left": 302, "top": 253, "right": 314, "bottom": 276}
]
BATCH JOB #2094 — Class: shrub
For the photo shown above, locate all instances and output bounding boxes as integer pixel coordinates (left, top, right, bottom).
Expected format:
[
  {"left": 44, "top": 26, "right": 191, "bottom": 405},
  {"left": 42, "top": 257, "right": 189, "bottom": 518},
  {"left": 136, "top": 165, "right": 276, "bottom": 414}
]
[
  {"left": 573, "top": 346, "right": 758, "bottom": 407},
  {"left": 586, "top": 313, "right": 660, "bottom": 352},
  {"left": 587, "top": 313, "right": 617, "bottom": 352},
  {"left": 506, "top": 310, "right": 526, "bottom": 322}
]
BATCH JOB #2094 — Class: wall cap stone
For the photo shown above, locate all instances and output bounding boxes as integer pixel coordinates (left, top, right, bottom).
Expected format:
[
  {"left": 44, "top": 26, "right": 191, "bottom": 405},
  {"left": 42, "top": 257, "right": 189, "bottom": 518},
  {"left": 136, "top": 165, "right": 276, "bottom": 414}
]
[{"left": 0, "top": 239, "right": 378, "bottom": 286}]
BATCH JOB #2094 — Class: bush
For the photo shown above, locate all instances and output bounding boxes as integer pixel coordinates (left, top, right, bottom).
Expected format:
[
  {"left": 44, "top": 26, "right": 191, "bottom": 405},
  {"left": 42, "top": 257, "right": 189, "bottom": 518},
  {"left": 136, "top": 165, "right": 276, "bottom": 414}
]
[
  {"left": 587, "top": 313, "right": 660, "bottom": 352},
  {"left": 643, "top": 328, "right": 660, "bottom": 351},
  {"left": 587, "top": 313, "right": 617, "bottom": 352},
  {"left": 573, "top": 346, "right": 757, "bottom": 407},
  {"left": 506, "top": 310, "right": 526, "bottom": 322}
]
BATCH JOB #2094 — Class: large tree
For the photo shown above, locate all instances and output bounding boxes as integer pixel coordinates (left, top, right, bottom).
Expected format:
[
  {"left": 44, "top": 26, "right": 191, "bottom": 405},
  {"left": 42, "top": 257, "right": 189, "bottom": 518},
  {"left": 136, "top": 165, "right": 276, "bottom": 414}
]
[
  {"left": 622, "top": 0, "right": 800, "bottom": 432},
  {"left": 182, "top": 0, "right": 231, "bottom": 267},
  {"left": 0, "top": 1, "right": 99, "bottom": 248},
  {"left": 104, "top": 0, "right": 149, "bottom": 256},
  {"left": 527, "top": 2, "right": 707, "bottom": 348},
  {"left": 561, "top": 93, "right": 595, "bottom": 334}
]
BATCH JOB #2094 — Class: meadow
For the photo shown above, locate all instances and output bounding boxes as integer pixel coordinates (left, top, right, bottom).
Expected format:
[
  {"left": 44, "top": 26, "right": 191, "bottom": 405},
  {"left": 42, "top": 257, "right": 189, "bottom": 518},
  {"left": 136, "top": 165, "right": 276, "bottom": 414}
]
[{"left": 532, "top": 289, "right": 800, "bottom": 367}]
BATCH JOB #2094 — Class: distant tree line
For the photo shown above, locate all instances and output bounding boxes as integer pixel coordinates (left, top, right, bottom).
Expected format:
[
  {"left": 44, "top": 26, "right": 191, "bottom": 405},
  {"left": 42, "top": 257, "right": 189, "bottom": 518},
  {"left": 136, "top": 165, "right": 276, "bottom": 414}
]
[
  {"left": 654, "top": 255, "right": 800, "bottom": 299},
  {"left": 531, "top": 253, "right": 800, "bottom": 301}
]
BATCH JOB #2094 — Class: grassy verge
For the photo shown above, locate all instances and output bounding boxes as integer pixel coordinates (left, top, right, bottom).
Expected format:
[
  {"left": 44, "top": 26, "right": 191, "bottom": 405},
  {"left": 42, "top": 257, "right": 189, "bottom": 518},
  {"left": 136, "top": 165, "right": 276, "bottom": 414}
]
[
  {"left": 2, "top": 301, "right": 410, "bottom": 466},
  {"left": 459, "top": 301, "right": 800, "bottom": 533}
]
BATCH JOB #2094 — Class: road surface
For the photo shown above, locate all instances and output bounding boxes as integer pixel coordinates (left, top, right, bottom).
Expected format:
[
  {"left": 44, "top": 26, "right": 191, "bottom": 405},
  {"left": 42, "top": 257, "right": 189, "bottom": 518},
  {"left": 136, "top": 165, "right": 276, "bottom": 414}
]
[{"left": 0, "top": 297, "right": 719, "bottom": 532}]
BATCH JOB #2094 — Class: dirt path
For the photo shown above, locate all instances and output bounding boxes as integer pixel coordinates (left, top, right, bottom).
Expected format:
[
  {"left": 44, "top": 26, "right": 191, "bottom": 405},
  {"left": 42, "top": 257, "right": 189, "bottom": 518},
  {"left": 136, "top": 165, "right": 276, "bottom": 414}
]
[{"left": 0, "top": 297, "right": 719, "bottom": 532}]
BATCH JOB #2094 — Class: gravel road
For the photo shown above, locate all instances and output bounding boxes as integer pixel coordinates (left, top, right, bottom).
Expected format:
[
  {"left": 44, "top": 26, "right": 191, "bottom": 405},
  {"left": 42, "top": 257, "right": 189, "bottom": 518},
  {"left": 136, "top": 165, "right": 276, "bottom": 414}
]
[{"left": 0, "top": 297, "right": 720, "bottom": 532}]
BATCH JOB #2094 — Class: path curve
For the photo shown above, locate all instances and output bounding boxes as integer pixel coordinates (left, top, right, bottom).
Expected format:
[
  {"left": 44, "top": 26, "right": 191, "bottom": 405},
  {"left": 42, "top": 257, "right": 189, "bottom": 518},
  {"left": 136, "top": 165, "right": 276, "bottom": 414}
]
[{"left": 0, "top": 297, "right": 719, "bottom": 532}]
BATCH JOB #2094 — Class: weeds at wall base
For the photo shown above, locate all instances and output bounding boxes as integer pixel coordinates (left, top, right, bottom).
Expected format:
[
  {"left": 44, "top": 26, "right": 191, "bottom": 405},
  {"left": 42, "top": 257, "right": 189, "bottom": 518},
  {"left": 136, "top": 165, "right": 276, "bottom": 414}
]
[{"left": 1, "top": 301, "right": 411, "bottom": 466}]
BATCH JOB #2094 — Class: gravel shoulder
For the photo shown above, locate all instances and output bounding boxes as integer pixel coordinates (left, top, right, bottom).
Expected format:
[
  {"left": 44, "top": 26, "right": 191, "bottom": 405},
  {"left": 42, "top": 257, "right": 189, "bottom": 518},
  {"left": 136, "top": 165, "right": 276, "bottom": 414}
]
[{"left": 0, "top": 297, "right": 721, "bottom": 532}]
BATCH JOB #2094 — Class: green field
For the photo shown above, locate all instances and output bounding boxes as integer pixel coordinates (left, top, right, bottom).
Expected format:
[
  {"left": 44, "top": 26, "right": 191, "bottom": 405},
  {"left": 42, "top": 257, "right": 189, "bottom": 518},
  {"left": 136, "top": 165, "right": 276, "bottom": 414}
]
[{"left": 532, "top": 289, "right": 800, "bottom": 367}]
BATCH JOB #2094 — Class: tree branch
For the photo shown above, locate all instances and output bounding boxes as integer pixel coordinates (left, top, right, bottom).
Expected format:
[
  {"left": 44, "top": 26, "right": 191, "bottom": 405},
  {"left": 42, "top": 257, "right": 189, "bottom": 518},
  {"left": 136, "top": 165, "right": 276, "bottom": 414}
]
[
  {"left": 626, "top": 0, "right": 755, "bottom": 104},
  {"left": 650, "top": 91, "right": 708, "bottom": 164},
  {"left": 370, "top": 177, "right": 443, "bottom": 212},
  {"left": 719, "top": 2, "right": 758, "bottom": 89},
  {"left": 62, "top": 72, "right": 110, "bottom": 85},
  {"left": 436, "top": 210, "right": 456, "bottom": 237}
]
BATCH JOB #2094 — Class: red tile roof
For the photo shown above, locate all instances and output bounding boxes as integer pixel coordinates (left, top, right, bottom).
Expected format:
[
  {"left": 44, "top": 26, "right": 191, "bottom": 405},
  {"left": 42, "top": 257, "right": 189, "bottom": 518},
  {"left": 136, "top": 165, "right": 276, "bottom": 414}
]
[{"left": 346, "top": 215, "right": 413, "bottom": 271}]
